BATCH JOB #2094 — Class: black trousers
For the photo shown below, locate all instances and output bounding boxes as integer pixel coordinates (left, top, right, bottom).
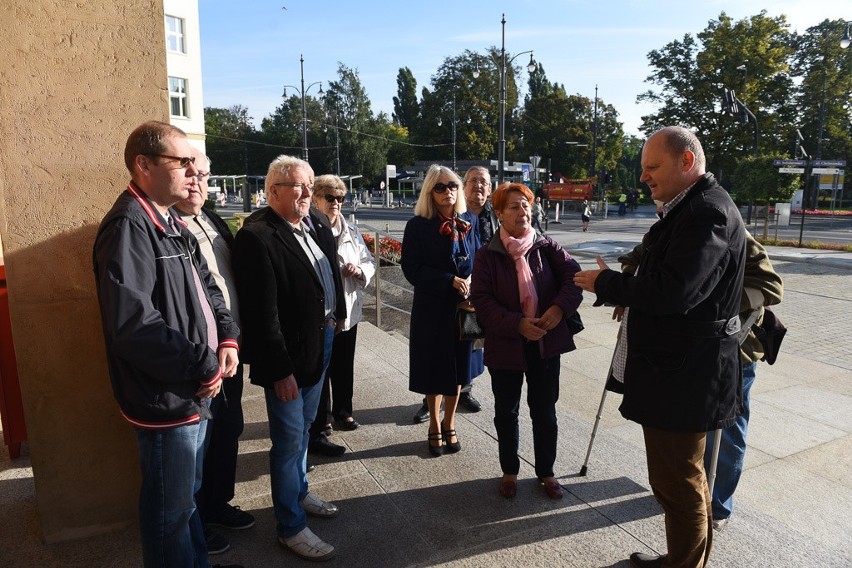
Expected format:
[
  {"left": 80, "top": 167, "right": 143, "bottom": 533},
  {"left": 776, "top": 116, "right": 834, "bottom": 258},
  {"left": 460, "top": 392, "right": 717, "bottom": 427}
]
[
  {"left": 198, "top": 363, "right": 244, "bottom": 517},
  {"left": 329, "top": 325, "right": 358, "bottom": 421},
  {"left": 489, "top": 343, "right": 560, "bottom": 478}
]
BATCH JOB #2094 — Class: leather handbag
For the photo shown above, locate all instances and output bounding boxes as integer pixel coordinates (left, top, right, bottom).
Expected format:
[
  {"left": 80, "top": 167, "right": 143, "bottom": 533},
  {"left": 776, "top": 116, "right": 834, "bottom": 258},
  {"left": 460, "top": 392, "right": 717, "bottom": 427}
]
[
  {"left": 457, "top": 300, "right": 485, "bottom": 340},
  {"left": 566, "top": 311, "right": 584, "bottom": 335},
  {"left": 753, "top": 307, "right": 787, "bottom": 365}
]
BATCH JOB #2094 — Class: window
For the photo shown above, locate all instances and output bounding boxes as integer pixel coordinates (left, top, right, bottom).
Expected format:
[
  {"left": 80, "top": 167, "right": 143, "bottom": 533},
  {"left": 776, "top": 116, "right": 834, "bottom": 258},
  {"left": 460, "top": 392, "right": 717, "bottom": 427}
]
[
  {"left": 169, "top": 77, "right": 188, "bottom": 118},
  {"left": 165, "top": 15, "right": 186, "bottom": 54}
]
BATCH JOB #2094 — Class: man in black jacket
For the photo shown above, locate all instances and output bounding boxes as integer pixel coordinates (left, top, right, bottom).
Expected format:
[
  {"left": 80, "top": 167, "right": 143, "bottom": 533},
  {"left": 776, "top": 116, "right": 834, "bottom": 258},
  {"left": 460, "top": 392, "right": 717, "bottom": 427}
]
[
  {"left": 575, "top": 126, "right": 746, "bottom": 568},
  {"left": 93, "top": 121, "right": 240, "bottom": 568},
  {"left": 175, "top": 149, "right": 254, "bottom": 555},
  {"left": 233, "top": 155, "right": 345, "bottom": 562}
]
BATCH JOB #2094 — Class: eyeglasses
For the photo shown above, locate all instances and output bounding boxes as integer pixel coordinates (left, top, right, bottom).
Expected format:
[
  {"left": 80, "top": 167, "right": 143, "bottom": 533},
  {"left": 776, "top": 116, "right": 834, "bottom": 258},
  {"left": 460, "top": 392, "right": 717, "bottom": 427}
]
[
  {"left": 147, "top": 154, "right": 196, "bottom": 168},
  {"left": 196, "top": 172, "right": 210, "bottom": 181},
  {"left": 323, "top": 194, "right": 346, "bottom": 203},
  {"left": 466, "top": 177, "right": 490, "bottom": 186},
  {"left": 273, "top": 182, "right": 314, "bottom": 192},
  {"left": 432, "top": 182, "right": 459, "bottom": 194}
]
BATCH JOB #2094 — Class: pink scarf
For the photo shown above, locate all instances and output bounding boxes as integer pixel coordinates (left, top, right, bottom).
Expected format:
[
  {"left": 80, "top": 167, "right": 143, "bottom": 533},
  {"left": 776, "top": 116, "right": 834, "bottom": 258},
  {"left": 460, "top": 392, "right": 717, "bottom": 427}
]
[{"left": 500, "top": 226, "right": 538, "bottom": 319}]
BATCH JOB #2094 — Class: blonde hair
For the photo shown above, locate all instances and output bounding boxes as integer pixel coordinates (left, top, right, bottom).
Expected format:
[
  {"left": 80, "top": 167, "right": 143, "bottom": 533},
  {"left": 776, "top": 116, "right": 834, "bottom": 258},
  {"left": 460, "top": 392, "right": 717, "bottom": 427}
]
[
  {"left": 413, "top": 165, "right": 466, "bottom": 218},
  {"left": 313, "top": 174, "right": 346, "bottom": 199}
]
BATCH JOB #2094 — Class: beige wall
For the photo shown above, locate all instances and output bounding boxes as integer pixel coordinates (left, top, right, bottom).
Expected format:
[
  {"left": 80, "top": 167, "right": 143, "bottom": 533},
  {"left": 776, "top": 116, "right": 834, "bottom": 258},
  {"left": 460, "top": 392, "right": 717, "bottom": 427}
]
[{"left": 0, "top": 1, "right": 169, "bottom": 542}]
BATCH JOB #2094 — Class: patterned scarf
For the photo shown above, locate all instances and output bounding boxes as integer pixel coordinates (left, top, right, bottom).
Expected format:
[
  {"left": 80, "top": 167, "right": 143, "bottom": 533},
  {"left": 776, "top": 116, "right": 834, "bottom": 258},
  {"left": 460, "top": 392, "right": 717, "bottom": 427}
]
[
  {"left": 437, "top": 212, "right": 471, "bottom": 242},
  {"left": 500, "top": 225, "right": 538, "bottom": 319}
]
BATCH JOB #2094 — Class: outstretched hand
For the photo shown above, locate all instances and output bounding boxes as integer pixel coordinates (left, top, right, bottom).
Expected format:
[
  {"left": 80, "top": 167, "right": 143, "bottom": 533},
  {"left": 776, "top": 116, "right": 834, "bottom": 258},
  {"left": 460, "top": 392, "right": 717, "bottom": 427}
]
[{"left": 573, "top": 256, "right": 609, "bottom": 293}]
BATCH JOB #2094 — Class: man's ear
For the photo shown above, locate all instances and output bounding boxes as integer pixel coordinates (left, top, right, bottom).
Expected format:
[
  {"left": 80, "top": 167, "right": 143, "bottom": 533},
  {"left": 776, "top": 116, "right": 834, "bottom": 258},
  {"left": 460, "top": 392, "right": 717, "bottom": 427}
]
[
  {"left": 681, "top": 151, "right": 696, "bottom": 172},
  {"left": 135, "top": 154, "right": 152, "bottom": 177}
]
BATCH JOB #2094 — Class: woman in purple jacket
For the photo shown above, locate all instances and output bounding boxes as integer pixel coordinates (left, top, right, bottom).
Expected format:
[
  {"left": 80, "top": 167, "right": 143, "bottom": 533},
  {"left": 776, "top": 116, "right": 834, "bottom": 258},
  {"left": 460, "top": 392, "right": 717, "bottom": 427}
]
[{"left": 470, "top": 183, "right": 583, "bottom": 500}]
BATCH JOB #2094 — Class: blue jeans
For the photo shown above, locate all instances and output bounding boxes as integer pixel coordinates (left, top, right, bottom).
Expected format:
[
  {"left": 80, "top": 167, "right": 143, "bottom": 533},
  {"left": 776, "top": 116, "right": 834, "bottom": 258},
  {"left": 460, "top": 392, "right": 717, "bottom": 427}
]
[
  {"left": 704, "top": 361, "right": 757, "bottom": 520},
  {"left": 266, "top": 323, "right": 334, "bottom": 538},
  {"left": 136, "top": 419, "right": 209, "bottom": 568}
]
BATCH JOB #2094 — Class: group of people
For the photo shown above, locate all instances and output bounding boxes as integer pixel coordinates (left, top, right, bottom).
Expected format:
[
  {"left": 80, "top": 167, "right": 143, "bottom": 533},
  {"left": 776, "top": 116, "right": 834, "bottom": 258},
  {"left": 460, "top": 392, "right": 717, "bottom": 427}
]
[
  {"left": 93, "top": 121, "right": 779, "bottom": 568},
  {"left": 94, "top": 121, "right": 374, "bottom": 566}
]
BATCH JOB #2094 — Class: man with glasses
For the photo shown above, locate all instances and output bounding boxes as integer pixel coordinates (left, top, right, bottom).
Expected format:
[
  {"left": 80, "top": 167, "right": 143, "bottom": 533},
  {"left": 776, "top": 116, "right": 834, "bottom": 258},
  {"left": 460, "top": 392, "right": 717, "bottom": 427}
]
[
  {"left": 174, "top": 149, "right": 255, "bottom": 556},
  {"left": 233, "top": 155, "right": 345, "bottom": 562},
  {"left": 93, "top": 121, "right": 241, "bottom": 568}
]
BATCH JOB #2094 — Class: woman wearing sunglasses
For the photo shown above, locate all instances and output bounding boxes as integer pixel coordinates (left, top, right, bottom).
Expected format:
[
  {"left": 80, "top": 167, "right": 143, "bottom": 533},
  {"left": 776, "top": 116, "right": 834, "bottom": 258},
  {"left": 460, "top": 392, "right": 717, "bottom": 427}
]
[
  {"left": 402, "top": 165, "right": 481, "bottom": 456},
  {"left": 312, "top": 175, "right": 376, "bottom": 431}
]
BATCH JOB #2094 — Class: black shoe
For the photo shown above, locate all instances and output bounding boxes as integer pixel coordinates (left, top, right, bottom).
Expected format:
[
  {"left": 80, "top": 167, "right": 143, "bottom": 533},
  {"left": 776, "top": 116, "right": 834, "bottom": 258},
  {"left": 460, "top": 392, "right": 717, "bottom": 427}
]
[
  {"left": 629, "top": 552, "right": 666, "bottom": 567},
  {"left": 335, "top": 417, "right": 360, "bottom": 431},
  {"left": 307, "top": 463, "right": 316, "bottom": 473},
  {"left": 428, "top": 432, "right": 444, "bottom": 457},
  {"left": 212, "top": 565, "right": 245, "bottom": 568},
  {"left": 442, "top": 429, "right": 461, "bottom": 453},
  {"left": 322, "top": 423, "right": 333, "bottom": 437},
  {"left": 459, "top": 392, "right": 482, "bottom": 412},
  {"left": 206, "top": 503, "right": 255, "bottom": 530},
  {"left": 205, "top": 528, "right": 230, "bottom": 555},
  {"left": 412, "top": 402, "right": 430, "bottom": 424},
  {"left": 308, "top": 435, "right": 346, "bottom": 457}
]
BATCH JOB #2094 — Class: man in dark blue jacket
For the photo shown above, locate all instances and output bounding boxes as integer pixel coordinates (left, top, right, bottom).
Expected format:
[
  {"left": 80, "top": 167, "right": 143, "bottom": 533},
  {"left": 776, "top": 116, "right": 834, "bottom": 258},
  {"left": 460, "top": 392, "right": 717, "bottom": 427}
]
[
  {"left": 93, "top": 121, "right": 240, "bottom": 568},
  {"left": 575, "top": 126, "right": 746, "bottom": 568}
]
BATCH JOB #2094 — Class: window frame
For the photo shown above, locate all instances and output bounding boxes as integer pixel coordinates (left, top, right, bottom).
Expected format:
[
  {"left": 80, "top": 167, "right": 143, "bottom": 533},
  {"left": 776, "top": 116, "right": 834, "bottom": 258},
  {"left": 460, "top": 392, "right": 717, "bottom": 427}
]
[
  {"left": 168, "top": 76, "right": 189, "bottom": 118},
  {"left": 165, "top": 15, "right": 186, "bottom": 54}
]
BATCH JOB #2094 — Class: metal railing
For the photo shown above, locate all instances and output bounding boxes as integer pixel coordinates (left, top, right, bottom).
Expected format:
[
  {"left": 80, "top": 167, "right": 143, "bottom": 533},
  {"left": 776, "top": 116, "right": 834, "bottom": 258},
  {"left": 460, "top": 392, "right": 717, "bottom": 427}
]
[{"left": 357, "top": 222, "right": 412, "bottom": 330}]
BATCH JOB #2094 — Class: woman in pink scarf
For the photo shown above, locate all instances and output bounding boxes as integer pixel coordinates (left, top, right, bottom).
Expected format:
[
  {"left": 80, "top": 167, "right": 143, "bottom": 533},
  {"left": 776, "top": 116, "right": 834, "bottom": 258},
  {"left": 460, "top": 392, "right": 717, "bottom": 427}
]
[{"left": 470, "top": 183, "right": 583, "bottom": 500}]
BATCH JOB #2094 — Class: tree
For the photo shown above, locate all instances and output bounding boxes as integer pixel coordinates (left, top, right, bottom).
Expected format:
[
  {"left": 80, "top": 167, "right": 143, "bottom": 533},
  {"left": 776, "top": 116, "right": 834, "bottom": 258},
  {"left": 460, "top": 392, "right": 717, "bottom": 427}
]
[
  {"left": 638, "top": 11, "right": 797, "bottom": 180},
  {"left": 392, "top": 67, "right": 419, "bottom": 129},
  {"left": 732, "top": 155, "right": 800, "bottom": 235},
  {"left": 204, "top": 105, "right": 254, "bottom": 174}
]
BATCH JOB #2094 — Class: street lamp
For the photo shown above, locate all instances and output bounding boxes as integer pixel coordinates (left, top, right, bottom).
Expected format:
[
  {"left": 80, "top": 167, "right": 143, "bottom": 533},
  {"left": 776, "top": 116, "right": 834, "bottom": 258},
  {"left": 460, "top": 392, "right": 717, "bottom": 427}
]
[
  {"left": 283, "top": 54, "right": 323, "bottom": 162},
  {"left": 841, "top": 22, "right": 851, "bottom": 48},
  {"left": 472, "top": 14, "right": 536, "bottom": 184},
  {"left": 436, "top": 94, "right": 458, "bottom": 172}
]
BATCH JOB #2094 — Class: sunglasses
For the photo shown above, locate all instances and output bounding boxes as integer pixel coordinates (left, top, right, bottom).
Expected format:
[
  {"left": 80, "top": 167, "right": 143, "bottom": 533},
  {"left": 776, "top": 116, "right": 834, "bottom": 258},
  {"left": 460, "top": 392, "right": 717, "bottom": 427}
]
[
  {"left": 433, "top": 182, "right": 459, "bottom": 193},
  {"left": 323, "top": 194, "right": 346, "bottom": 203},
  {"left": 147, "top": 154, "right": 196, "bottom": 168}
]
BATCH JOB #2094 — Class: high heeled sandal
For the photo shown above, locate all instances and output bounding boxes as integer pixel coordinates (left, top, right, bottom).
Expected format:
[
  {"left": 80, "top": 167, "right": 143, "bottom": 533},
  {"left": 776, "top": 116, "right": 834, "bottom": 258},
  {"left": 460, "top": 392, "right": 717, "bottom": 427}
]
[
  {"left": 441, "top": 429, "right": 461, "bottom": 453},
  {"left": 428, "top": 432, "right": 444, "bottom": 457}
]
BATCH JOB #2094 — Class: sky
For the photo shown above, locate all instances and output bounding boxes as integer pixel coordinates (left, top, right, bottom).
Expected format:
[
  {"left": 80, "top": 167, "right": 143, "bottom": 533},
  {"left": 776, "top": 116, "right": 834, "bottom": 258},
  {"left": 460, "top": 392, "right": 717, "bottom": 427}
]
[{"left": 198, "top": 0, "right": 849, "bottom": 137}]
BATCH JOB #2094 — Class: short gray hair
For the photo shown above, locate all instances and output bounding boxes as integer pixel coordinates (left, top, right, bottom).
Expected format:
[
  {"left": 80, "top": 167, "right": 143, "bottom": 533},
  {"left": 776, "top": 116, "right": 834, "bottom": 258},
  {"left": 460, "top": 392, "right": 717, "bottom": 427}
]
[{"left": 265, "top": 154, "right": 310, "bottom": 192}]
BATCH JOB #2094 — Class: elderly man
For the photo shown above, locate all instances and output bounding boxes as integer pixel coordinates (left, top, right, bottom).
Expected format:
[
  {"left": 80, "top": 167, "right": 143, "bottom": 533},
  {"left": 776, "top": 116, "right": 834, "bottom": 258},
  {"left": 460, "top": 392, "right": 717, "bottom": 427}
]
[
  {"left": 93, "top": 121, "right": 241, "bottom": 568},
  {"left": 574, "top": 126, "right": 746, "bottom": 568},
  {"left": 233, "top": 155, "right": 345, "bottom": 562},
  {"left": 174, "top": 150, "right": 255, "bottom": 556}
]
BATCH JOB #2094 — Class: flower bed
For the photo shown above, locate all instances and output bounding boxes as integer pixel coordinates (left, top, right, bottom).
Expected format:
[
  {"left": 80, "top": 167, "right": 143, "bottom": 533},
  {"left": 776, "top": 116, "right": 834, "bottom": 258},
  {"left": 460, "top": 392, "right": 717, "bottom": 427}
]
[{"left": 362, "top": 233, "right": 402, "bottom": 265}]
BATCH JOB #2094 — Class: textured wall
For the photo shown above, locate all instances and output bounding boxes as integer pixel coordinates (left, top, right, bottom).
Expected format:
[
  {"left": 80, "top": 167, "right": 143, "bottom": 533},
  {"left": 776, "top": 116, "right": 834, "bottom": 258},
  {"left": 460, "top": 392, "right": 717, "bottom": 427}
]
[{"left": 0, "top": 1, "right": 168, "bottom": 542}]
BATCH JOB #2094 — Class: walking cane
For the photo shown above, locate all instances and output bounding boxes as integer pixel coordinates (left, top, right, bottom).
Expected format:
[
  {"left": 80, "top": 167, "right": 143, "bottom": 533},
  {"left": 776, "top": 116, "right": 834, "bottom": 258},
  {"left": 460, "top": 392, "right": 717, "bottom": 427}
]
[
  {"left": 579, "top": 384, "right": 609, "bottom": 476},
  {"left": 707, "top": 429, "right": 722, "bottom": 496}
]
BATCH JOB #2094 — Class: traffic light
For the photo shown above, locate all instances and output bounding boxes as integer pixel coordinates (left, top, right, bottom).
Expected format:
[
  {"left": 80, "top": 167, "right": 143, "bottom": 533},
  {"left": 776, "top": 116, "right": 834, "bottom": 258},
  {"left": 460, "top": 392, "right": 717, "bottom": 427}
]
[{"left": 723, "top": 89, "right": 739, "bottom": 115}]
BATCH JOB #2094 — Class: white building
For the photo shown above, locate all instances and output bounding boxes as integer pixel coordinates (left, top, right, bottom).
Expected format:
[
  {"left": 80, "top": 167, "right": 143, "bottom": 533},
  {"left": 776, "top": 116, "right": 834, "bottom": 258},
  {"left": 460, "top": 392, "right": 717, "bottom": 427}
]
[{"left": 163, "top": 0, "right": 206, "bottom": 153}]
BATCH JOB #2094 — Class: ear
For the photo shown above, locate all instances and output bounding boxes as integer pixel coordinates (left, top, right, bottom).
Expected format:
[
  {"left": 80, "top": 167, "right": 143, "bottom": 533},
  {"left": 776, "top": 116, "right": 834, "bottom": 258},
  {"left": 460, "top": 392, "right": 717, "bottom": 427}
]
[{"left": 681, "top": 151, "right": 696, "bottom": 172}]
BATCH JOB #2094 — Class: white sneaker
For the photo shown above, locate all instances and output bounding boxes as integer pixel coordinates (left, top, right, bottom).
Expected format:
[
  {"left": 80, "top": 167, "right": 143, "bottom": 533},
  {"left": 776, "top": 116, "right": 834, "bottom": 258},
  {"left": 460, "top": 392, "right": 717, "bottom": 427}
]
[
  {"left": 713, "top": 517, "right": 729, "bottom": 531},
  {"left": 279, "top": 527, "right": 336, "bottom": 561},
  {"left": 300, "top": 492, "right": 339, "bottom": 518}
]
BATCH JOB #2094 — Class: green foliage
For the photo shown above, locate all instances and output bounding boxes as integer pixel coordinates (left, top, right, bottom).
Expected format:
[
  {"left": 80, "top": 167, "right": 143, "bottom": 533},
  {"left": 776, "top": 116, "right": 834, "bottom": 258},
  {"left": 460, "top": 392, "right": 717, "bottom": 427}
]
[
  {"left": 204, "top": 105, "right": 255, "bottom": 175},
  {"left": 392, "top": 67, "right": 419, "bottom": 129},
  {"left": 730, "top": 155, "right": 799, "bottom": 204}
]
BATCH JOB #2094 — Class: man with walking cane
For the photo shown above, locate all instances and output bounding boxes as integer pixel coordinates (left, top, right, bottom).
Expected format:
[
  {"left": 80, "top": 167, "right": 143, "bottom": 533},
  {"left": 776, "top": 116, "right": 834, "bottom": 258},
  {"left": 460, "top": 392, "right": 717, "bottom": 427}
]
[{"left": 574, "top": 126, "right": 746, "bottom": 568}]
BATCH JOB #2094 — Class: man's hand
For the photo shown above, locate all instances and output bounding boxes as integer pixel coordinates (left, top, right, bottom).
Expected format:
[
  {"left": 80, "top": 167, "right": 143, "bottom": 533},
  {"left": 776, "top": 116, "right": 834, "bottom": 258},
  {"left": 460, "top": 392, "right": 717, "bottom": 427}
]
[
  {"left": 574, "top": 256, "right": 609, "bottom": 292},
  {"left": 335, "top": 319, "right": 345, "bottom": 335},
  {"left": 612, "top": 306, "right": 625, "bottom": 322},
  {"left": 273, "top": 375, "right": 299, "bottom": 402},
  {"left": 518, "top": 317, "right": 547, "bottom": 341},
  {"left": 341, "top": 262, "right": 360, "bottom": 278},
  {"left": 536, "top": 305, "right": 564, "bottom": 331},
  {"left": 452, "top": 276, "right": 470, "bottom": 298},
  {"left": 218, "top": 347, "right": 239, "bottom": 378}
]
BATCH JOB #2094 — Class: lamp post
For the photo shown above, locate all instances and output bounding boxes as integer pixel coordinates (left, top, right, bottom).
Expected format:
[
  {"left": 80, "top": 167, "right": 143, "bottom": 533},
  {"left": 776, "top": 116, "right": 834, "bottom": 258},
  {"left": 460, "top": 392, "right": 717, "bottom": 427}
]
[
  {"left": 283, "top": 54, "right": 323, "bottom": 162},
  {"left": 436, "top": 94, "right": 458, "bottom": 172},
  {"left": 473, "top": 14, "right": 536, "bottom": 184}
]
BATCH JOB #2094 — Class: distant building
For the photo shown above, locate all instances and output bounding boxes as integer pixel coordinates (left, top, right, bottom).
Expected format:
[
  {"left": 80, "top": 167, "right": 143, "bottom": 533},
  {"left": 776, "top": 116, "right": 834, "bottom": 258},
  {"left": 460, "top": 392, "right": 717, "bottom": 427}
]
[{"left": 164, "top": 0, "right": 206, "bottom": 153}]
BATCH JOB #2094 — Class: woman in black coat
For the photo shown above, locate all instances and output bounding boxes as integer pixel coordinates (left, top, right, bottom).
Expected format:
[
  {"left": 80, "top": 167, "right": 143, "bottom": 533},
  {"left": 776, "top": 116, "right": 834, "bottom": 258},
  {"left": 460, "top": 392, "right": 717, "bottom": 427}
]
[{"left": 402, "top": 164, "right": 480, "bottom": 456}]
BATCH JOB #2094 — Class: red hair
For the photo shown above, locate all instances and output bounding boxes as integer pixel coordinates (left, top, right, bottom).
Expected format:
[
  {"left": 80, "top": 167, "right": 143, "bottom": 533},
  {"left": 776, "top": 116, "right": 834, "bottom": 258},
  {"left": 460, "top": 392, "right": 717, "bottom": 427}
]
[{"left": 491, "top": 182, "right": 534, "bottom": 212}]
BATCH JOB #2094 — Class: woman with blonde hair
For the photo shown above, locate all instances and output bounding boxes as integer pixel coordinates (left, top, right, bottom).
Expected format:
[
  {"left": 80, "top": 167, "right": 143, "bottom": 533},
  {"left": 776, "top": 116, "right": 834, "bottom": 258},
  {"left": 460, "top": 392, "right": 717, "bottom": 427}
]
[
  {"left": 312, "top": 174, "right": 375, "bottom": 430},
  {"left": 402, "top": 165, "right": 480, "bottom": 456}
]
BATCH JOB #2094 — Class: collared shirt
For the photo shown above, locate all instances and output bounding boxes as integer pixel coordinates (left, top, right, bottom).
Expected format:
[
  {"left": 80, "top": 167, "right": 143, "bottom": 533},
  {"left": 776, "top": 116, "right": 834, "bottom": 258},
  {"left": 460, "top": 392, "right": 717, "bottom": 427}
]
[
  {"left": 290, "top": 218, "right": 336, "bottom": 319},
  {"left": 178, "top": 210, "right": 240, "bottom": 330},
  {"left": 661, "top": 178, "right": 700, "bottom": 218}
]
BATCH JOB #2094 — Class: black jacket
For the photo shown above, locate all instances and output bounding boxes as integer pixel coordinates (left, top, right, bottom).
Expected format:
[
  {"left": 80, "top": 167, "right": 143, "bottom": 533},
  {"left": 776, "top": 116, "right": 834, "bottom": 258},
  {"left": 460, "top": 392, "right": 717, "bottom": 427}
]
[
  {"left": 93, "top": 184, "right": 240, "bottom": 429},
  {"left": 233, "top": 206, "right": 345, "bottom": 389},
  {"left": 594, "top": 173, "right": 746, "bottom": 432}
]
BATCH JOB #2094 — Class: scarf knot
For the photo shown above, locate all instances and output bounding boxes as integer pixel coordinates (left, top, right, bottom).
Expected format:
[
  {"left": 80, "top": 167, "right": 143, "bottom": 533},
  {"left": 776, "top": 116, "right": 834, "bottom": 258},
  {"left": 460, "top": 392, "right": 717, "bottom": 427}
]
[{"left": 438, "top": 212, "right": 470, "bottom": 242}]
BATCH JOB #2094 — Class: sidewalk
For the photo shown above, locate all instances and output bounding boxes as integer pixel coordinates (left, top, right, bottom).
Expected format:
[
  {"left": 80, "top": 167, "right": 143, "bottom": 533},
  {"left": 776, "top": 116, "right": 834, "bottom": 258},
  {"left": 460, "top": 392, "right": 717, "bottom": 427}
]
[{"left": 3, "top": 309, "right": 851, "bottom": 566}]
